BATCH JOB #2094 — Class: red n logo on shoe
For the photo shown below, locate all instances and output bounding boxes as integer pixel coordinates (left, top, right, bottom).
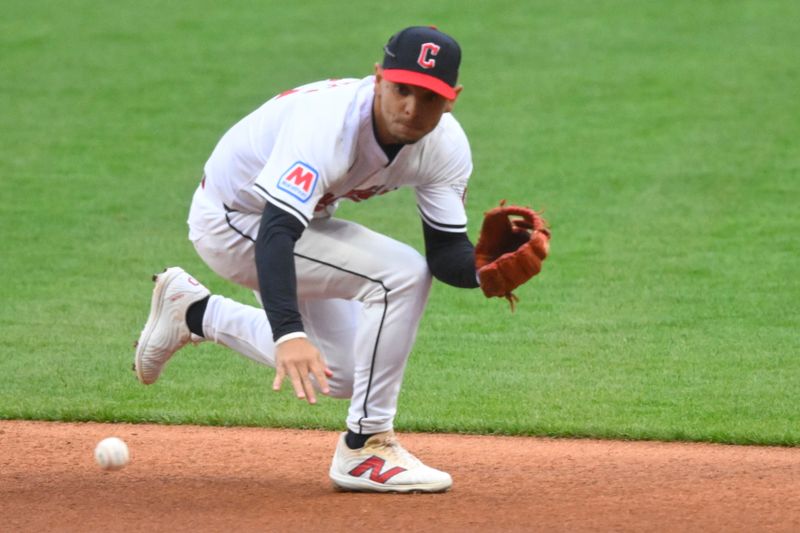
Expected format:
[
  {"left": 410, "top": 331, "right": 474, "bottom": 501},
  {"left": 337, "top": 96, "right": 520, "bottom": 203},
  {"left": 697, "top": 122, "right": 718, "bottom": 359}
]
[{"left": 349, "top": 456, "right": 406, "bottom": 484}]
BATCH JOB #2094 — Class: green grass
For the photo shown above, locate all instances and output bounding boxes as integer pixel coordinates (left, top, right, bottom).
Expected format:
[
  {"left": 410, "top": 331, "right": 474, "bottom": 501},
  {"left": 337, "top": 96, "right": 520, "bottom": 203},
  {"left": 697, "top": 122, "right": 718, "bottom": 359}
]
[{"left": 1, "top": 0, "right": 798, "bottom": 446}]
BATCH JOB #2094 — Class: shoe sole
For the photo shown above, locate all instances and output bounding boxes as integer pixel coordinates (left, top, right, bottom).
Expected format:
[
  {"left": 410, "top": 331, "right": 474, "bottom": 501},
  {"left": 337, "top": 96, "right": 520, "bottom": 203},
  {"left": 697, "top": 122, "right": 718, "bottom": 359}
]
[
  {"left": 134, "top": 268, "right": 184, "bottom": 385},
  {"left": 329, "top": 471, "right": 452, "bottom": 494}
]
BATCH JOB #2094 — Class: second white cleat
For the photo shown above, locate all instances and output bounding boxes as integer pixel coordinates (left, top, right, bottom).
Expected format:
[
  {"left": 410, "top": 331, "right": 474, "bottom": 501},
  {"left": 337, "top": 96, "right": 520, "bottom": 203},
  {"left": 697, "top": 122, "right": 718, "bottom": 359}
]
[
  {"left": 134, "top": 267, "right": 210, "bottom": 385},
  {"left": 329, "top": 430, "right": 452, "bottom": 493}
]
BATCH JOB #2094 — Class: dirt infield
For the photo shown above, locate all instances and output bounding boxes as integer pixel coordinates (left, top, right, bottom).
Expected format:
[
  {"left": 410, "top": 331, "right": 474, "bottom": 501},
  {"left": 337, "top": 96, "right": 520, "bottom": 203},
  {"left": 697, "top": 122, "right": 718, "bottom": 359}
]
[{"left": 1, "top": 420, "right": 799, "bottom": 532}]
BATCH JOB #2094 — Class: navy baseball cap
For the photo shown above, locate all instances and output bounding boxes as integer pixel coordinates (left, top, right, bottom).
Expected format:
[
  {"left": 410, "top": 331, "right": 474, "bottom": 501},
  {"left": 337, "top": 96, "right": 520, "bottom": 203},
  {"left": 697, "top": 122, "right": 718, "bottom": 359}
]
[{"left": 381, "top": 26, "right": 461, "bottom": 100}]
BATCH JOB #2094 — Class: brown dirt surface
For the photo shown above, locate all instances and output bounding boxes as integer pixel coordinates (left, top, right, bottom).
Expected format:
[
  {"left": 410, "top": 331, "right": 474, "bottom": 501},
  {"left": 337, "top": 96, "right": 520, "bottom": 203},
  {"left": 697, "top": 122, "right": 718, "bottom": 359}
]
[{"left": 1, "top": 420, "right": 799, "bottom": 532}]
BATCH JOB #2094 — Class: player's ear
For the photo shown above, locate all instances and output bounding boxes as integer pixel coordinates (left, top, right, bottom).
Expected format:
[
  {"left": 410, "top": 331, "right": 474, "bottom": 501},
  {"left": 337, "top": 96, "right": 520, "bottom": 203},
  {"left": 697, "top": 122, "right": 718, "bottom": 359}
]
[
  {"left": 444, "top": 85, "right": 463, "bottom": 112},
  {"left": 373, "top": 64, "right": 386, "bottom": 97}
]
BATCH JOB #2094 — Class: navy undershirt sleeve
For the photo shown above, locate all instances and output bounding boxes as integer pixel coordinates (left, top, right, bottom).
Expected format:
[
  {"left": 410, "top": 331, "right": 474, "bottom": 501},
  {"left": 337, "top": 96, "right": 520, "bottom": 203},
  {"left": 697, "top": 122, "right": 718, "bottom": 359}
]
[
  {"left": 422, "top": 221, "right": 480, "bottom": 289},
  {"left": 256, "top": 203, "right": 306, "bottom": 341}
]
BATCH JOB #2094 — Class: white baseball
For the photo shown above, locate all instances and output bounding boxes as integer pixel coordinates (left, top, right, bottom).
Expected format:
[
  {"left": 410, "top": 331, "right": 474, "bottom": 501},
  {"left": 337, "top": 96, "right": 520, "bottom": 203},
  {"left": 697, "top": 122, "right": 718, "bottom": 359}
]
[{"left": 94, "top": 437, "right": 130, "bottom": 471}]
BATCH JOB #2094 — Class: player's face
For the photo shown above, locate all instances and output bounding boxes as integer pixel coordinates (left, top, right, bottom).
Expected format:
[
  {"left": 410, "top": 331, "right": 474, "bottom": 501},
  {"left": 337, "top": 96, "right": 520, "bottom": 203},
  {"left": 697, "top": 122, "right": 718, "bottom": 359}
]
[{"left": 373, "top": 65, "right": 461, "bottom": 145}]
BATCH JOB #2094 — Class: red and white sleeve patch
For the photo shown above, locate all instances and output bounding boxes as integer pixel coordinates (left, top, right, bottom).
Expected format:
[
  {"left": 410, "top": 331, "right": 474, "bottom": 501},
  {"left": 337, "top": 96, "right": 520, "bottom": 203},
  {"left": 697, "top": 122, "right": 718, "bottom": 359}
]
[{"left": 277, "top": 161, "right": 319, "bottom": 203}]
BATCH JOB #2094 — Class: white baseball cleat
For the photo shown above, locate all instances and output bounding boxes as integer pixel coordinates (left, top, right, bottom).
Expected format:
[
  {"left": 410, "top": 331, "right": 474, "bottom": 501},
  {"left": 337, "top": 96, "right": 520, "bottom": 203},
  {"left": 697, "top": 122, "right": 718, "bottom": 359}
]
[
  {"left": 329, "top": 430, "right": 452, "bottom": 493},
  {"left": 134, "top": 267, "right": 210, "bottom": 385}
]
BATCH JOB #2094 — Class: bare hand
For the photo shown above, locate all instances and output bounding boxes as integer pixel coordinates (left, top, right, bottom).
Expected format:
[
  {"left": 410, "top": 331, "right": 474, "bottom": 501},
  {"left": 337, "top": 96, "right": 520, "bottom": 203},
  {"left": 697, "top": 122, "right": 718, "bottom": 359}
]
[{"left": 272, "top": 337, "right": 332, "bottom": 404}]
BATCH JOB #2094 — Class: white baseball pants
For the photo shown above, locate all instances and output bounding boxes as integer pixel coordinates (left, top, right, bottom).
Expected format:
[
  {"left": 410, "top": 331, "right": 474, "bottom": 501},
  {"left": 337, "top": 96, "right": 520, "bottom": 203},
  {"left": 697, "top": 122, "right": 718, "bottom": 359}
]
[{"left": 187, "top": 185, "right": 432, "bottom": 434}]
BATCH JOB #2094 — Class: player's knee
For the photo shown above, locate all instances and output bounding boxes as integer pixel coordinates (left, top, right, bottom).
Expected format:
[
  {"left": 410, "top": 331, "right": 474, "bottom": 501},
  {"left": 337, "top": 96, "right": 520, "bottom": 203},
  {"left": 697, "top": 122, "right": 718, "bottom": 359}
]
[
  {"left": 364, "top": 247, "right": 431, "bottom": 303},
  {"left": 402, "top": 252, "right": 432, "bottom": 291}
]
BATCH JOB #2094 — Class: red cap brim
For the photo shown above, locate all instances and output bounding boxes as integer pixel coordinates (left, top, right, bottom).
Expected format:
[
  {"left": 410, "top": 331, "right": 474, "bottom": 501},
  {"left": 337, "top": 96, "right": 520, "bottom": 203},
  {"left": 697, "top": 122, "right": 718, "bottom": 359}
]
[{"left": 382, "top": 69, "right": 457, "bottom": 100}]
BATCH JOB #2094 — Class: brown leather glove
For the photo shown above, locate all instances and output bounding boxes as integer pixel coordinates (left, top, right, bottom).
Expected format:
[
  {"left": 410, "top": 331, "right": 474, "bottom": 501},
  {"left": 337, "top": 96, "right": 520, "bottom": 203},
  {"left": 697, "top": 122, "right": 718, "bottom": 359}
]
[{"left": 474, "top": 202, "right": 550, "bottom": 309}]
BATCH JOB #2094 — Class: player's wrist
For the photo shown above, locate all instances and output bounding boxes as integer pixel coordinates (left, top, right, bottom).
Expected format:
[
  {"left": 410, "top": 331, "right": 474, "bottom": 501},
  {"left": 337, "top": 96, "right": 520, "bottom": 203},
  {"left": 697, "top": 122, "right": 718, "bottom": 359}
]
[{"left": 275, "top": 331, "right": 308, "bottom": 345}]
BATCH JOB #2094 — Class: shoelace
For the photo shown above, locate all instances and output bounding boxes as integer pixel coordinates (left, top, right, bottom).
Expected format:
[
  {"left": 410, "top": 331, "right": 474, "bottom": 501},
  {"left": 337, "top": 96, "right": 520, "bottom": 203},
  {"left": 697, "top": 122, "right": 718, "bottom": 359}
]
[{"left": 372, "top": 435, "right": 423, "bottom": 468}]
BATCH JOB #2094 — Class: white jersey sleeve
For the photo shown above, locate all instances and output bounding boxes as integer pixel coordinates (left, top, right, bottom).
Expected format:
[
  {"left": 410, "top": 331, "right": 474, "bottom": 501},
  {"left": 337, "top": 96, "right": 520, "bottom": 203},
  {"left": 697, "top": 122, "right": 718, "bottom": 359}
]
[
  {"left": 252, "top": 82, "right": 359, "bottom": 226},
  {"left": 414, "top": 114, "right": 473, "bottom": 233},
  {"left": 253, "top": 127, "right": 329, "bottom": 226}
]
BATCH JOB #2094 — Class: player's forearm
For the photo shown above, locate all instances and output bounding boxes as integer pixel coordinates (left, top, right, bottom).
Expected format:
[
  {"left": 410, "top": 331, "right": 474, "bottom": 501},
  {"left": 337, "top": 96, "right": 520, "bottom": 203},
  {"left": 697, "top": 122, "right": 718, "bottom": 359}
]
[
  {"left": 256, "top": 203, "right": 306, "bottom": 342},
  {"left": 422, "top": 221, "right": 480, "bottom": 289}
]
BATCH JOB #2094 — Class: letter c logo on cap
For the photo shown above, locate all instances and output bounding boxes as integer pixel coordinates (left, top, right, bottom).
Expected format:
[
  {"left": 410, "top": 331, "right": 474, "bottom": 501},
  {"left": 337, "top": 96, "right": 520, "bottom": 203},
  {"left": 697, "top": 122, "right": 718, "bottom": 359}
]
[{"left": 417, "top": 42, "right": 441, "bottom": 69}]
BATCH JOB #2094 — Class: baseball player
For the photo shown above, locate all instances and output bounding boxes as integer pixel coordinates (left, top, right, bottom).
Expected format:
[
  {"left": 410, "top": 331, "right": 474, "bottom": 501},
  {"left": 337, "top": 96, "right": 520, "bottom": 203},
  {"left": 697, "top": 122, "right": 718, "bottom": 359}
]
[{"left": 134, "top": 26, "right": 549, "bottom": 493}]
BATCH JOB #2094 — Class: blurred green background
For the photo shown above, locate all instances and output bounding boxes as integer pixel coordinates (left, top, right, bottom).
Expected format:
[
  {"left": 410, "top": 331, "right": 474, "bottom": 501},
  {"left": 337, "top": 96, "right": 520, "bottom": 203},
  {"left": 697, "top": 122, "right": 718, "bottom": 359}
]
[{"left": 1, "top": 0, "right": 798, "bottom": 445}]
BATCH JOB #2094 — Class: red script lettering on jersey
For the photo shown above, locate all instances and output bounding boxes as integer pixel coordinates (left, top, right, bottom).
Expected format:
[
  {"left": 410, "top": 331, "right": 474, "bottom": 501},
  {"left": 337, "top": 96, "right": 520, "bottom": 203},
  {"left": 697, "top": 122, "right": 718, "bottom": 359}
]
[
  {"left": 276, "top": 79, "right": 357, "bottom": 99},
  {"left": 277, "top": 162, "right": 319, "bottom": 202},
  {"left": 314, "top": 185, "right": 390, "bottom": 211}
]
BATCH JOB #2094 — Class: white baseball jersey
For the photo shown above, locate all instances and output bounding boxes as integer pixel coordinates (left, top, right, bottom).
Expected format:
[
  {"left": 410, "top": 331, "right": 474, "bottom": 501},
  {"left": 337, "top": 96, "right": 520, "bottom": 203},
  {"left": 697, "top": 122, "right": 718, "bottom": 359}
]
[
  {"left": 187, "top": 75, "right": 475, "bottom": 437},
  {"left": 199, "top": 76, "right": 472, "bottom": 234}
]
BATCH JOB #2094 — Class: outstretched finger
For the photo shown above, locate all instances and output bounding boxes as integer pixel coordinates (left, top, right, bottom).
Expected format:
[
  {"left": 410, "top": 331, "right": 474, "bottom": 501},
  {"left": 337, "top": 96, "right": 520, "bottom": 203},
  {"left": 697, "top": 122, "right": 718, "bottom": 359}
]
[
  {"left": 286, "top": 365, "right": 308, "bottom": 401},
  {"left": 301, "top": 373, "right": 318, "bottom": 405},
  {"left": 272, "top": 365, "right": 285, "bottom": 392},
  {"left": 312, "top": 363, "right": 331, "bottom": 396}
]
